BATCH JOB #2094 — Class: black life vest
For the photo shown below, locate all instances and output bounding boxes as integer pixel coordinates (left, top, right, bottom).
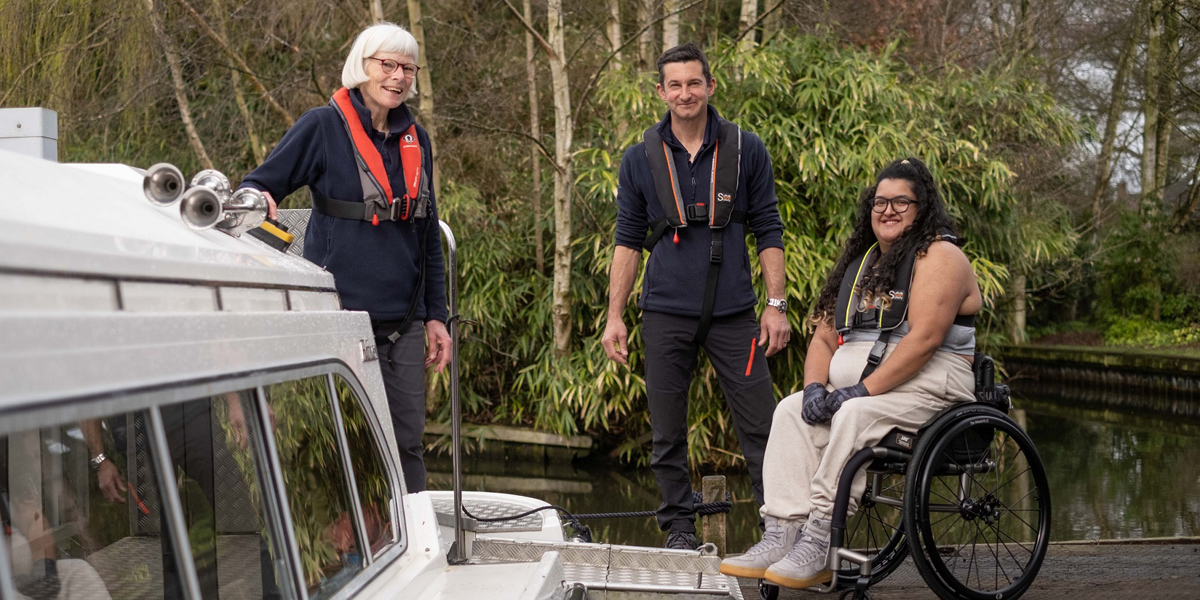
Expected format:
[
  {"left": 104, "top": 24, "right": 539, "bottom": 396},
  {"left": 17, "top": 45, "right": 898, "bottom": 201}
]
[
  {"left": 833, "top": 241, "right": 916, "bottom": 336},
  {"left": 640, "top": 118, "right": 745, "bottom": 344},
  {"left": 313, "top": 87, "right": 430, "bottom": 226},
  {"left": 833, "top": 233, "right": 974, "bottom": 380}
]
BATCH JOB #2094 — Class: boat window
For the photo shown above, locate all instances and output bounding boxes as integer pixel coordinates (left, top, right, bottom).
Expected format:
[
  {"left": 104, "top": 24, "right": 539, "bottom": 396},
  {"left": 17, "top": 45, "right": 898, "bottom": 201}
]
[
  {"left": 160, "top": 391, "right": 290, "bottom": 599},
  {"left": 333, "top": 375, "right": 398, "bottom": 560},
  {"left": 1, "top": 409, "right": 177, "bottom": 600},
  {"left": 263, "top": 377, "right": 361, "bottom": 599}
]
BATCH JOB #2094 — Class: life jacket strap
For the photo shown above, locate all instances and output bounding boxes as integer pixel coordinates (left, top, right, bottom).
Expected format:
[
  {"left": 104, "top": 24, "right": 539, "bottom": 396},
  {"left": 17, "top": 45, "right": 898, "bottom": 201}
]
[
  {"left": 641, "top": 210, "right": 746, "bottom": 252},
  {"left": 695, "top": 229, "right": 723, "bottom": 345}
]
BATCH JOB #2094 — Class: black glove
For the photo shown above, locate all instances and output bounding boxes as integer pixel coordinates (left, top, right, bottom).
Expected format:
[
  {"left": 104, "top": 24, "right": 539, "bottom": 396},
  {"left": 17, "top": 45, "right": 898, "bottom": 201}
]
[
  {"left": 825, "top": 382, "right": 870, "bottom": 418},
  {"left": 801, "top": 382, "right": 832, "bottom": 425}
]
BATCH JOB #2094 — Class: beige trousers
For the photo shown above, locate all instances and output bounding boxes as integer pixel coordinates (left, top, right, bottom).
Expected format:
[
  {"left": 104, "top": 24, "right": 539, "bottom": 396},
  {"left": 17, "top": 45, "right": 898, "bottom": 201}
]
[{"left": 760, "top": 341, "right": 975, "bottom": 523}]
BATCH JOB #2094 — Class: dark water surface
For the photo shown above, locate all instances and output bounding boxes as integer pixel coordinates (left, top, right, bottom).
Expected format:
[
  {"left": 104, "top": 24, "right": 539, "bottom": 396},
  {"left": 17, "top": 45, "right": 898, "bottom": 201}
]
[{"left": 428, "top": 395, "right": 1200, "bottom": 550}]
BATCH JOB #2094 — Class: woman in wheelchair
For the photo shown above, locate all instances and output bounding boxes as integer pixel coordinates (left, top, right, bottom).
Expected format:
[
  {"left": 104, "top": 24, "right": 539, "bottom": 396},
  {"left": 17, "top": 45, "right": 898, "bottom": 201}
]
[{"left": 721, "top": 157, "right": 983, "bottom": 588}]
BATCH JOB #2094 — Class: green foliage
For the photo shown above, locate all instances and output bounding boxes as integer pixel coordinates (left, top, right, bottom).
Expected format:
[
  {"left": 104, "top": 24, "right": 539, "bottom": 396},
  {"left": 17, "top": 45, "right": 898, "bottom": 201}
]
[{"left": 442, "top": 33, "right": 1078, "bottom": 468}]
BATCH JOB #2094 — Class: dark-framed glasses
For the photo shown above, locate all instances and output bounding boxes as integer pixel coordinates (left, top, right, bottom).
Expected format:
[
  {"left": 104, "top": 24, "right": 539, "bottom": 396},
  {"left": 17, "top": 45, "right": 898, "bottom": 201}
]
[
  {"left": 871, "top": 195, "right": 917, "bottom": 214},
  {"left": 368, "top": 57, "right": 420, "bottom": 77}
]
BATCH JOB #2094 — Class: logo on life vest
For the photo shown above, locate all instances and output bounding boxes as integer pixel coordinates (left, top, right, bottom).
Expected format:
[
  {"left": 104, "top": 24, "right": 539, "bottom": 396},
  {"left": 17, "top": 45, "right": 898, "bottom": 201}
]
[
  {"left": 402, "top": 133, "right": 416, "bottom": 143},
  {"left": 716, "top": 192, "right": 732, "bottom": 203},
  {"left": 888, "top": 290, "right": 905, "bottom": 301}
]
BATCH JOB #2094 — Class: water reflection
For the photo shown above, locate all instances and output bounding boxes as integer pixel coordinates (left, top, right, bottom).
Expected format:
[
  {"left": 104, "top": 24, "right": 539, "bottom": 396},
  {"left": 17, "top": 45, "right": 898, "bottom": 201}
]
[{"left": 428, "top": 397, "right": 1200, "bottom": 548}]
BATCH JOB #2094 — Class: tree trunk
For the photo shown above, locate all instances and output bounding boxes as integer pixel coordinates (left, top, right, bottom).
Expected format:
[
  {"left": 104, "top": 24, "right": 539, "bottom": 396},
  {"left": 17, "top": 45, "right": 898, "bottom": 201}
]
[
  {"left": 738, "top": 0, "right": 758, "bottom": 53},
  {"left": 606, "top": 0, "right": 622, "bottom": 66},
  {"left": 1171, "top": 157, "right": 1200, "bottom": 233},
  {"left": 524, "top": 0, "right": 544, "bottom": 274},
  {"left": 637, "top": 0, "right": 655, "bottom": 70},
  {"left": 662, "top": 0, "right": 680, "bottom": 50},
  {"left": 763, "top": 0, "right": 785, "bottom": 41},
  {"left": 407, "top": 0, "right": 442, "bottom": 200},
  {"left": 1154, "top": 1, "right": 1178, "bottom": 196},
  {"left": 370, "top": 0, "right": 383, "bottom": 21},
  {"left": 213, "top": 0, "right": 263, "bottom": 164},
  {"left": 145, "top": 0, "right": 213, "bottom": 169},
  {"left": 1006, "top": 273, "right": 1027, "bottom": 344},
  {"left": 1090, "top": 6, "right": 1140, "bottom": 243},
  {"left": 1141, "top": 0, "right": 1162, "bottom": 210},
  {"left": 548, "top": 0, "right": 573, "bottom": 357}
]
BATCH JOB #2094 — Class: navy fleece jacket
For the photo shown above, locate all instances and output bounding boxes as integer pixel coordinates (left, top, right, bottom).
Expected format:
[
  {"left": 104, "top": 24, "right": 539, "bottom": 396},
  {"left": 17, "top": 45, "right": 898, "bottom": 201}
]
[
  {"left": 615, "top": 106, "right": 784, "bottom": 318},
  {"left": 241, "top": 89, "right": 447, "bottom": 325}
]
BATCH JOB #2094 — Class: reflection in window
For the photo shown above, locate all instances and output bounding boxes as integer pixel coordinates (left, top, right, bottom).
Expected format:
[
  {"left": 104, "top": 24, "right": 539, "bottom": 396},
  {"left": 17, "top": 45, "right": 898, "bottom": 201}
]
[
  {"left": 265, "top": 377, "right": 360, "bottom": 599},
  {"left": 2, "top": 410, "right": 163, "bottom": 599},
  {"left": 162, "top": 391, "right": 288, "bottom": 599},
  {"left": 334, "top": 375, "right": 397, "bottom": 560}
]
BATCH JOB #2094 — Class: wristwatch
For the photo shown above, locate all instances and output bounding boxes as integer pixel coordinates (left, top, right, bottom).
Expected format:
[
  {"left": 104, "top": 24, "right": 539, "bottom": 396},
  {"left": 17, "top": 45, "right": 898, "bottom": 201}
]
[
  {"left": 767, "top": 298, "right": 788, "bottom": 313},
  {"left": 90, "top": 453, "right": 108, "bottom": 472}
]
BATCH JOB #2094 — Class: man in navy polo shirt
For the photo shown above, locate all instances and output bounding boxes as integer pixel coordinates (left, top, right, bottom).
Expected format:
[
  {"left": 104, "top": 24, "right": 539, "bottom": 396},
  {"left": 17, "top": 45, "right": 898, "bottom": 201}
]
[{"left": 602, "top": 43, "right": 790, "bottom": 550}]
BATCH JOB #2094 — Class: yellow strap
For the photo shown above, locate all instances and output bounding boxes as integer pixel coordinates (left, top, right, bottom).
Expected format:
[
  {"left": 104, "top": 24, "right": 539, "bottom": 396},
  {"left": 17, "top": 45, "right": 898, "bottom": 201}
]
[{"left": 844, "top": 242, "right": 878, "bottom": 329}]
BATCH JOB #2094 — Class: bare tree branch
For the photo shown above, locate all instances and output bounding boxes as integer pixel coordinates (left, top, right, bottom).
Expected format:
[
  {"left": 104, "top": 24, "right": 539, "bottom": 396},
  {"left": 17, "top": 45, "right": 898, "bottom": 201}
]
[{"left": 170, "top": 0, "right": 295, "bottom": 127}]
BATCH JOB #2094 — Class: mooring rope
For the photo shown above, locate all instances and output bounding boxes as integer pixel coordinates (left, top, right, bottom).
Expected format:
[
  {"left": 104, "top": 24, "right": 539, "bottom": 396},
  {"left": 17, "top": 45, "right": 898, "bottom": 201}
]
[{"left": 460, "top": 492, "right": 733, "bottom": 543}]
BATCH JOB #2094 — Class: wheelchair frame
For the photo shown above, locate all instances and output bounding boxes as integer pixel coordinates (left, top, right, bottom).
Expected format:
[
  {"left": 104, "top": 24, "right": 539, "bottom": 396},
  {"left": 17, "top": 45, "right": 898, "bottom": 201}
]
[{"left": 760, "top": 356, "right": 1051, "bottom": 600}]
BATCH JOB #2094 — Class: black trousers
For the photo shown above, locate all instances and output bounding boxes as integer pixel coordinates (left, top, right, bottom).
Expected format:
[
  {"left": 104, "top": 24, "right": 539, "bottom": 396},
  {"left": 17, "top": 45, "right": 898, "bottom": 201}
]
[
  {"left": 378, "top": 321, "right": 428, "bottom": 493},
  {"left": 642, "top": 309, "right": 775, "bottom": 534}
]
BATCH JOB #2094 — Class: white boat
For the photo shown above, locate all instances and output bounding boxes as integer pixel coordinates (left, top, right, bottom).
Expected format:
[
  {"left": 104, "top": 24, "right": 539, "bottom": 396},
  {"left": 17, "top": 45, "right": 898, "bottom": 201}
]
[{"left": 0, "top": 142, "right": 743, "bottom": 600}]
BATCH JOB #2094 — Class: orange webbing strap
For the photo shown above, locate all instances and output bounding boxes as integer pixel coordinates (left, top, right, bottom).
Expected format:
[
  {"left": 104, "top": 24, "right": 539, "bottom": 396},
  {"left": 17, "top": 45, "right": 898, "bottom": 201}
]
[{"left": 331, "top": 88, "right": 393, "bottom": 204}]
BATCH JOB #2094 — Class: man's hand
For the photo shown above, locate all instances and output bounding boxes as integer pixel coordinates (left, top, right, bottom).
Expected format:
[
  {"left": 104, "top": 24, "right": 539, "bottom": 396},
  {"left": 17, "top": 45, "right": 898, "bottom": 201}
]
[
  {"left": 425, "top": 320, "right": 452, "bottom": 372},
  {"left": 98, "top": 461, "right": 128, "bottom": 503},
  {"left": 758, "top": 308, "right": 791, "bottom": 357},
  {"left": 260, "top": 189, "right": 279, "bottom": 220},
  {"left": 601, "top": 318, "right": 630, "bottom": 365}
]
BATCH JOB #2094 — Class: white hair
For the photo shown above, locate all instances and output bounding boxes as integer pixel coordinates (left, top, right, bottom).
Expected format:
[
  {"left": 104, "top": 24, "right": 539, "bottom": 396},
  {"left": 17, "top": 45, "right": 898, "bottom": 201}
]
[{"left": 341, "top": 22, "right": 420, "bottom": 100}]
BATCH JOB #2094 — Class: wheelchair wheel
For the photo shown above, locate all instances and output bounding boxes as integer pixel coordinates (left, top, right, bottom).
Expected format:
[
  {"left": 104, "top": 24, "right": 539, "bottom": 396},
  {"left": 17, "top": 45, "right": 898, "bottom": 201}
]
[
  {"left": 758, "top": 579, "right": 779, "bottom": 600},
  {"left": 836, "top": 471, "right": 908, "bottom": 586},
  {"left": 904, "top": 406, "right": 1051, "bottom": 600}
]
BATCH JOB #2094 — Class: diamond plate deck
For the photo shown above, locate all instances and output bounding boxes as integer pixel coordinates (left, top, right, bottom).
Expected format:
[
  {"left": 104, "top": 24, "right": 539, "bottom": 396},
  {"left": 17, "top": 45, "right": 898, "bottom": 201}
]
[
  {"left": 472, "top": 538, "right": 743, "bottom": 599},
  {"left": 431, "top": 496, "right": 546, "bottom": 533}
]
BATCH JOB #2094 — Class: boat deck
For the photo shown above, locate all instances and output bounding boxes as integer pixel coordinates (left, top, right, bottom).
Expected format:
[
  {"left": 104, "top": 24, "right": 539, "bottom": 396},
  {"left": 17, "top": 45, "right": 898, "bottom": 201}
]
[{"left": 733, "top": 539, "right": 1200, "bottom": 599}]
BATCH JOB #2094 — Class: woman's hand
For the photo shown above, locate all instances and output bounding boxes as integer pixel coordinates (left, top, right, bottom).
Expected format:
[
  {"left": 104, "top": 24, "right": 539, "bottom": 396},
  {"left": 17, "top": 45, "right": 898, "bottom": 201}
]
[
  {"left": 260, "top": 189, "right": 279, "bottom": 220},
  {"left": 826, "top": 382, "right": 869, "bottom": 414},
  {"left": 425, "top": 320, "right": 452, "bottom": 372},
  {"left": 801, "top": 382, "right": 832, "bottom": 425}
]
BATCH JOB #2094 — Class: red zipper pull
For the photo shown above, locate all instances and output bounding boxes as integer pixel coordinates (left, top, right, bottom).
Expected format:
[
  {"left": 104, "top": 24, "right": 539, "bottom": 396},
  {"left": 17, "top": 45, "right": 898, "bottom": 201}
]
[
  {"left": 673, "top": 229, "right": 680, "bottom": 244},
  {"left": 371, "top": 214, "right": 379, "bottom": 226},
  {"left": 837, "top": 333, "right": 844, "bottom": 346}
]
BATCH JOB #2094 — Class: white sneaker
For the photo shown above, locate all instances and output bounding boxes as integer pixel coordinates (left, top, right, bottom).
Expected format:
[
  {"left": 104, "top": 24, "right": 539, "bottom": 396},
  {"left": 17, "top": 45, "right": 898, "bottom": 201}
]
[
  {"left": 719, "top": 517, "right": 804, "bottom": 579},
  {"left": 764, "top": 518, "right": 832, "bottom": 588}
]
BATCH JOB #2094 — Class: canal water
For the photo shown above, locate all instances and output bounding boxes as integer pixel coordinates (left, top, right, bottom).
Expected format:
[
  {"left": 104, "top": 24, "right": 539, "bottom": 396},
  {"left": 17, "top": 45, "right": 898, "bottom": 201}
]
[{"left": 428, "top": 393, "right": 1200, "bottom": 550}]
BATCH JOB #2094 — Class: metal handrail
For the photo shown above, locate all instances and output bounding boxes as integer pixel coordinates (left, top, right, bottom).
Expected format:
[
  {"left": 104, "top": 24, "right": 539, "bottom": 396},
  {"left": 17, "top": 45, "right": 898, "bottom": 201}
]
[{"left": 439, "top": 220, "right": 467, "bottom": 564}]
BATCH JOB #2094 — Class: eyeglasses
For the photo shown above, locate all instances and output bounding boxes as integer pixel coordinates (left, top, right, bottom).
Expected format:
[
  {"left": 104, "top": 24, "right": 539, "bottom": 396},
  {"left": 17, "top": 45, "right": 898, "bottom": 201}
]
[
  {"left": 368, "top": 57, "right": 420, "bottom": 78},
  {"left": 871, "top": 195, "right": 917, "bottom": 214}
]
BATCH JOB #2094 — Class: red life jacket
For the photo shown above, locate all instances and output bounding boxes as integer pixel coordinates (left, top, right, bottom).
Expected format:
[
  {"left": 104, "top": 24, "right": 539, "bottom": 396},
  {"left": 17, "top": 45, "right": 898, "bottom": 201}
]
[{"left": 320, "top": 87, "right": 428, "bottom": 225}]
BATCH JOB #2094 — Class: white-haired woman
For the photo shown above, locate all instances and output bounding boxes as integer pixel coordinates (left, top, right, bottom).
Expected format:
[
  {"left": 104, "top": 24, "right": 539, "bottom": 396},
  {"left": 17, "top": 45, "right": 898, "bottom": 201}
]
[{"left": 240, "top": 22, "right": 449, "bottom": 493}]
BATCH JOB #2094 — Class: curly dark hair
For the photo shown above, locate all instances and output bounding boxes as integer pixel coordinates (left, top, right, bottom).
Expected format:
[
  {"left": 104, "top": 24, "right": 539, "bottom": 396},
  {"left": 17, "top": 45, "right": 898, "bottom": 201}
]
[{"left": 810, "top": 157, "right": 962, "bottom": 326}]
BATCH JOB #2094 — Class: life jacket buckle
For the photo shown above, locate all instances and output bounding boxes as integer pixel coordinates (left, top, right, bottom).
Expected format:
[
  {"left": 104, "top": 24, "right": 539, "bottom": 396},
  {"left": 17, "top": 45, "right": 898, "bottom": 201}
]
[
  {"left": 685, "top": 203, "right": 709, "bottom": 222},
  {"left": 709, "top": 238, "right": 723, "bottom": 264},
  {"left": 867, "top": 339, "right": 887, "bottom": 365}
]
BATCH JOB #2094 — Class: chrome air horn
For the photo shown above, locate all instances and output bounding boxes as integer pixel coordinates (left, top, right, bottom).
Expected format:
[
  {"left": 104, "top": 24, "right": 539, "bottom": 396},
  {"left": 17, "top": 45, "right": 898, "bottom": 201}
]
[
  {"left": 179, "top": 170, "right": 267, "bottom": 236},
  {"left": 143, "top": 163, "right": 187, "bottom": 207}
]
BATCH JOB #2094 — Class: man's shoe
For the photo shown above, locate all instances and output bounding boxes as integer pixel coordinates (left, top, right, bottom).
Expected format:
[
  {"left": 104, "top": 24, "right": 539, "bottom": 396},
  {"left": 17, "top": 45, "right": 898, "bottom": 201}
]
[
  {"left": 719, "top": 517, "right": 804, "bottom": 579},
  {"left": 665, "top": 531, "right": 700, "bottom": 550},
  {"left": 764, "top": 518, "right": 832, "bottom": 589}
]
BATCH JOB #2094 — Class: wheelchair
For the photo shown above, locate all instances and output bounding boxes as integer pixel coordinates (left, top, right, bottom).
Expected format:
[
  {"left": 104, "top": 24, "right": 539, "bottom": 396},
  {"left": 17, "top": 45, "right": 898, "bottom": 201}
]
[{"left": 759, "top": 354, "right": 1051, "bottom": 600}]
